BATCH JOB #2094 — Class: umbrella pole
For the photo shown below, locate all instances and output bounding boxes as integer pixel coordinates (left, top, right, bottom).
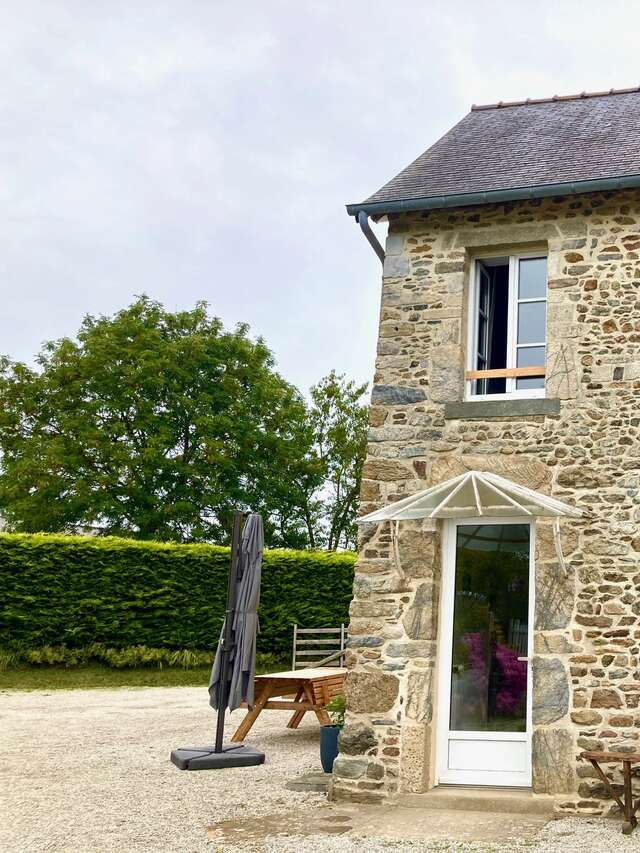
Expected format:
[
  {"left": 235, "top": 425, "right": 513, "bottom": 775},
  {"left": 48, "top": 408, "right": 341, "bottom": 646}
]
[{"left": 214, "top": 510, "right": 243, "bottom": 754}]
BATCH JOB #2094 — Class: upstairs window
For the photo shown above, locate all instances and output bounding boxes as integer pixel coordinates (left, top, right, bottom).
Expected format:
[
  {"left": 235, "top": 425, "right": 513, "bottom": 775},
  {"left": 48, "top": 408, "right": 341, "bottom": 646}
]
[{"left": 466, "top": 254, "right": 547, "bottom": 399}]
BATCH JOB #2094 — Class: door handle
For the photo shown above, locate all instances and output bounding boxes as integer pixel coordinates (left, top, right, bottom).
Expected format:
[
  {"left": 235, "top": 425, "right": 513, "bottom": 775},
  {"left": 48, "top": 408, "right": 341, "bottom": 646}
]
[{"left": 517, "top": 656, "right": 530, "bottom": 663}]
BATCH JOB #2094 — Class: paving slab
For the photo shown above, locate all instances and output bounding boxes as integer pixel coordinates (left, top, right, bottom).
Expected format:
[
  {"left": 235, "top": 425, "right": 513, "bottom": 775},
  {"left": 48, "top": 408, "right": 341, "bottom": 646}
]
[
  {"left": 207, "top": 802, "right": 550, "bottom": 846},
  {"left": 343, "top": 804, "right": 550, "bottom": 843},
  {"left": 285, "top": 770, "right": 332, "bottom": 792}
]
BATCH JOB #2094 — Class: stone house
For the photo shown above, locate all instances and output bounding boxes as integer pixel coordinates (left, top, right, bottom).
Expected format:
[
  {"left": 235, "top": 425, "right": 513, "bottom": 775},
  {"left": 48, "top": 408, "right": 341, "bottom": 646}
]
[{"left": 332, "top": 88, "right": 640, "bottom": 814}]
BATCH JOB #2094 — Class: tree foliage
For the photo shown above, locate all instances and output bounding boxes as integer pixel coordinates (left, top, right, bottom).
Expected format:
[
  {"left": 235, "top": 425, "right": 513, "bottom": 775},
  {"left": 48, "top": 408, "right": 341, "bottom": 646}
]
[
  {"left": 307, "top": 371, "right": 369, "bottom": 550},
  {"left": 0, "top": 298, "right": 368, "bottom": 548}
]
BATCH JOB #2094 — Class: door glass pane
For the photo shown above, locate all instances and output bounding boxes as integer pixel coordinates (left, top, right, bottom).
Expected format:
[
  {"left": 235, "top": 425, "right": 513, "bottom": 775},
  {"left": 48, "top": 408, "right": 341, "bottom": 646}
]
[
  {"left": 450, "top": 524, "right": 530, "bottom": 733},
  {"left": 517, "top": 302, "right": 546, "bottom": 344},
  {"left": 519, "top": 258, "right": 546, "bottom": 299}
]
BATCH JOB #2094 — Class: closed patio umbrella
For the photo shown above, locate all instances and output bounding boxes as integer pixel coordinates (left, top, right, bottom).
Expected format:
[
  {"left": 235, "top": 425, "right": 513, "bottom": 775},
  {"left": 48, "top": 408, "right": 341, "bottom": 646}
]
[
  {"left": 170, "top": 511, "right": 265, "bottom": 771},
  {"left": 209, "top": 512, "right": 263, "bottom": 712}
]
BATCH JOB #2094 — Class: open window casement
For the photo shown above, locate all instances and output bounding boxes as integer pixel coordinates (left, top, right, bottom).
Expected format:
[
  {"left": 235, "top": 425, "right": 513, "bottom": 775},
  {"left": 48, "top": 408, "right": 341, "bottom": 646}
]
[
  {"left": 359, "top": 470, "right": 582, "bottom": 575},
  {"left": 466, "top": 254, "right": 547, "bottom": 400}
]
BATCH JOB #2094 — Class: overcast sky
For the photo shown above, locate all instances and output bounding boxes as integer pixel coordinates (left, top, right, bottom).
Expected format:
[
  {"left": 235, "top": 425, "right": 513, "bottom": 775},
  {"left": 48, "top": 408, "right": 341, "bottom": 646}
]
[{"left": 2, "top": 1, "right": 640, "bottom": 394}]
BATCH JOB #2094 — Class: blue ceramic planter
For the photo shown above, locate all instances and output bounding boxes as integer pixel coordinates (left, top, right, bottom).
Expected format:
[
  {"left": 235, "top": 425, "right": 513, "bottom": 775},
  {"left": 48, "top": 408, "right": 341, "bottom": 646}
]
[{"left": 320, "top": 724, "right": 340, "bottom": 773}]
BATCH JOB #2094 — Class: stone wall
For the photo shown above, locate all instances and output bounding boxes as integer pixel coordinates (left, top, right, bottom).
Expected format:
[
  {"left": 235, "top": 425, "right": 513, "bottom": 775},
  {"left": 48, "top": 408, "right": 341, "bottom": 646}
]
[{"left": 331, "top": 190, "right": 640, "bottom": 814}]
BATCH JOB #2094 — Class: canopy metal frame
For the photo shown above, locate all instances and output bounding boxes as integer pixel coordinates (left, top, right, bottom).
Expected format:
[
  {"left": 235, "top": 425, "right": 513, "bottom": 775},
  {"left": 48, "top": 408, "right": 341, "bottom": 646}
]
[
  {"left": 358, "top": 470, "right": 582, "bottom": 523},
  {"left": 358, "top": 470, "right": 582, "bottom": 577}
]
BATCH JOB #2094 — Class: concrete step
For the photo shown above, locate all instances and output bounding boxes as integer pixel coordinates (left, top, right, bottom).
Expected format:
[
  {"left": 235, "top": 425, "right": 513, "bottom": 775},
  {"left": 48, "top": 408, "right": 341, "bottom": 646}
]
[
  {"left": 402, "top": 786, "right": 555, "bottom": 816},
  {"left": 285, "top": 771, "right": 331, "bottom": 793}
]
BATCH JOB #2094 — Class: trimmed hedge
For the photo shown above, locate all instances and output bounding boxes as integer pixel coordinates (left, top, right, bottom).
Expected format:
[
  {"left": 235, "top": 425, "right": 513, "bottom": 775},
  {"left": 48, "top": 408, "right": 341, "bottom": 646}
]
[{"left": 0, "top": 533, "right": 355, "bottom": 659}]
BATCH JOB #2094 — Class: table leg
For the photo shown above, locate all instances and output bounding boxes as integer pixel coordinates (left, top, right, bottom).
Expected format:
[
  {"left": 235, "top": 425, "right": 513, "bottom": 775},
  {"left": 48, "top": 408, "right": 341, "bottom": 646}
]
[
  {"left": 231, "top": 680, "right": 272, "bottom": 743},
  {"left": 305, "top": 682, "right": 331, "bottom": 727},
  {"left": 286, "top": 688, "right": 306, "bottom": 729},
  {"left": 622, "top": 760, "right": 638, "bottom": 834}
]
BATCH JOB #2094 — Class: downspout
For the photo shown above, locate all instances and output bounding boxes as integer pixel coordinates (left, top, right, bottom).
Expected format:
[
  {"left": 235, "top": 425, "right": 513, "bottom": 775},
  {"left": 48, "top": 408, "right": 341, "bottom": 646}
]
[{"left": 357, "top": 210, "right": 385, "bottom": 265}]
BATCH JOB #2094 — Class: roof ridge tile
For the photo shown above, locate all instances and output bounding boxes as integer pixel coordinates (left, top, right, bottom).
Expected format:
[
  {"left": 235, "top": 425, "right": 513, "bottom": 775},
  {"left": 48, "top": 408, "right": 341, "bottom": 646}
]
[{"left": 471, "top": 85, "right": 640, "bottom": 111}]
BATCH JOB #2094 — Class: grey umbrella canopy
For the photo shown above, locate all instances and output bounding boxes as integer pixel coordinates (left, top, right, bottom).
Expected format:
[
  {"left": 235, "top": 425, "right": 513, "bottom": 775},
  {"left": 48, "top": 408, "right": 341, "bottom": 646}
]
[{"left": 209, "top": 513, "right": 263, "bottom": 712}]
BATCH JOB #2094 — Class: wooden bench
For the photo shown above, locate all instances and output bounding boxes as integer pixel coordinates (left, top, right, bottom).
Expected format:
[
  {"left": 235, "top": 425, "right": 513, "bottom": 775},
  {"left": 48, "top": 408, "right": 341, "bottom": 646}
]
[
  {"left": 292, "top": 624, "right": 346, "bottom": 670},
  {"left": 580, "top": 750, "right": 640, "bottom": 834},
  {"left": 231, "top": 667, "right": 346, "bottom": 742}
]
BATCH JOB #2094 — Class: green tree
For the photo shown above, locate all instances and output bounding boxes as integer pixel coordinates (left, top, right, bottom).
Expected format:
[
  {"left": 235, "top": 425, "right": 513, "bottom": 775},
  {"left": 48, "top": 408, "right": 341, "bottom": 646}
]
[
  {"left": 306, "top": 371, "right": 369, "bottom": 550},
  {"left": 0, "top": 297, "right": 313, "bottom": 545}
]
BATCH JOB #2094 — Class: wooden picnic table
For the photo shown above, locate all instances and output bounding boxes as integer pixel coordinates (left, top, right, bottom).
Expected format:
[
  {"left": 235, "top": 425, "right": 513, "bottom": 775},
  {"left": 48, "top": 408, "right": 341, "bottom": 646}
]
[
  {"left": 231, "top": 667, "right": 346, "bottom": 743},
  {"left": 581, "top": 750, "right": 640, "bottom": 834}
]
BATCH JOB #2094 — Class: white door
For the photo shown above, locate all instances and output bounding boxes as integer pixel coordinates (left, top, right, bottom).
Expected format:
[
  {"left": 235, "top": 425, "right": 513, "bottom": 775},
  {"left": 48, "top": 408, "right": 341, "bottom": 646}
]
[{"left": 437, "top": 518, "right": 534, "bottom": 787}]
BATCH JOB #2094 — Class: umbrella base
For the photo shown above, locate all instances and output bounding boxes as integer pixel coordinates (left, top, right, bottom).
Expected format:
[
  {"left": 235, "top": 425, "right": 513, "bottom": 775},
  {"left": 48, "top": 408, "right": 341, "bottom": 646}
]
[{"left": 170, "top": 743, "right": 265, "bottom": 770}]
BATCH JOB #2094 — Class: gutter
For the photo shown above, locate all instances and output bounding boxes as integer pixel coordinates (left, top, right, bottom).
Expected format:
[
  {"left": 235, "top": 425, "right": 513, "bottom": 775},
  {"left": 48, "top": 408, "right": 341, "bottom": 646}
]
[{"left": 346, "top": 173, "right": 640, "bottom": 219}]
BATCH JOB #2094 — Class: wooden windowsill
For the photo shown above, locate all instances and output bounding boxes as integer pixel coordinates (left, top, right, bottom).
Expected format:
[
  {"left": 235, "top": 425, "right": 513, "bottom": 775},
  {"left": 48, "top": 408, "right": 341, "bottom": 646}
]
[{"left": 465, "top": 367, "right": 546, "bottom": 380}]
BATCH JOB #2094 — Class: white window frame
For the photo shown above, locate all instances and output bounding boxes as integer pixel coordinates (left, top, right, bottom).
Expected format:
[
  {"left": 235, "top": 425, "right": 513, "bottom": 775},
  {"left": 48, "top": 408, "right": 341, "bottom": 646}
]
[{"left": 465, "top": 252, "right": 547, "bottom": 402}]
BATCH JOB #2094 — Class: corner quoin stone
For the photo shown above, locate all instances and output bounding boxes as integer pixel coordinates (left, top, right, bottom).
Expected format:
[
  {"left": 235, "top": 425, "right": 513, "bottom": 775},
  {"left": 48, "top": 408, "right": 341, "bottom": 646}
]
[
  {"left": 532, "top": 729, "right": 574, "bottom": 794},
  {"left": 532, "top": 658, "right": 569, "bottom": 724},
  {"left": 339, "top": 722, "right": 378, "bottom": 755},
  {"left": 344, "top": 670, "right": 399, "bottom": 714},
  {"left": 371, "top": 385, "right": 427, "bottom": 406}
]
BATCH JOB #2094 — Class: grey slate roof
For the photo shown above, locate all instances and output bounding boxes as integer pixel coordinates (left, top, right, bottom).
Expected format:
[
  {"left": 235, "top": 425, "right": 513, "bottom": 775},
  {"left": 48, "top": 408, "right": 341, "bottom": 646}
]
[{"left": 347, "top": 88, "right": 640, "bottom": 216}]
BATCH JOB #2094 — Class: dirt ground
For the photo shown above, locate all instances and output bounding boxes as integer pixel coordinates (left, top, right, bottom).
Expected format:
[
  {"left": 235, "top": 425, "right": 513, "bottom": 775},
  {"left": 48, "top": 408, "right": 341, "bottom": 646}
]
[{"left": 2, "top": 686, "right": 639, "bottom": 852}]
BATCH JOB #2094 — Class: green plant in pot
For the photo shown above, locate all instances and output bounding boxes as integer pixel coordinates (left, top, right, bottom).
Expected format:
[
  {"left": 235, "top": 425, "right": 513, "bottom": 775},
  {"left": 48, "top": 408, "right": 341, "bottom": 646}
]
[{"left": 320, "top": 694, "right": 345, "bottom": 773}]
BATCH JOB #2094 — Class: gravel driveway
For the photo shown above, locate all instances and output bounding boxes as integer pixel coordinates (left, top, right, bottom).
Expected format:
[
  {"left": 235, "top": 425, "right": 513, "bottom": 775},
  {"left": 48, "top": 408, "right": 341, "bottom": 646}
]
[{"left": 2, "top": 686, "right": 639, "bottom": 852}]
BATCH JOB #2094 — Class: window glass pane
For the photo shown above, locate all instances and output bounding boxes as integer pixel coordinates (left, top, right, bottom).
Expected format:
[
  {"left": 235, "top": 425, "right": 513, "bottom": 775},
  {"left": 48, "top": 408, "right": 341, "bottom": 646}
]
[
  {"left": 480, "top": 275, "right": 489, "bottom": 311},
  {"left": 516, "top": 376, "right": 545, "bottom": 390},
  {"left": 450, "top": 524, "right": 530, "bottom": 733},
  {"left": 518, "top": 302, "right": 546, "bottom": 344},
  {"left": 516, "top": 346, "right": 545, "bottom": 368},
  {"left": 519, "top": 258, "right": 546, "bottom": 299}
]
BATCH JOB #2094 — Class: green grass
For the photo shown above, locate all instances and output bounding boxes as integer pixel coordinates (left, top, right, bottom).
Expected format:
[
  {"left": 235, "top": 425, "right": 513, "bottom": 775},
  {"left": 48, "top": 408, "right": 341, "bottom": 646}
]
[
  {"left": 0, "top": 664, "right": 214, "bottom": 691},
  {"left": 0, "top": 655, "right": 289, "bottom": 691}
]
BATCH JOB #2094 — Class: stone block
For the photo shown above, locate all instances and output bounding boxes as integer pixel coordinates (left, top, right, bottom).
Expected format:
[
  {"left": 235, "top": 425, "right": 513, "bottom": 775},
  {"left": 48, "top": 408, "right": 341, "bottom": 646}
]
[
  {"left": 402, "top": 582, "right": 438, "bottom": 640},
  {"left": 535, "top": 563, "right": 574, "bottom": 630},
  {"left": 430, "top": 456, "right": 552, "bottom": 491},
  {"left": 385, "top": 233, "right": 404, "bottom": 255},
  {"left": 383, "top": 254, "right": 410, "bottom": 278},
  {"left": 556, "top": 467, "right": 607, "bottom": 489},
  {"left": 350, "top": 600, "right": 398, "bottom": 619},
  {"left": 591, "top": 689, "right": 623, "bottom": 709},
  {"left": 532, "top": 729, "right": 574, "bottom": 794},
  {"left": 339, "top": 722, "right": 378, "bottom": 756},
  {"left": 386, "top": 641, "right": 435, "bottom": 659},
  {"left": 532, "top": 658, "right": 569, "bottom": 724},
  {"left": 405, "top": 669, "right": 433, "bottom": 723},
  {"left": 536, "top": 523, "right": 579, "bottom": 561},
  {"left": 371, "top": 385, "right": 427, "bottom": 405},
  {"left": 534, "top": 633, "right": 581, "bottom": 655},
  {"left": 398, "top": 525, "right": 439, "bottom": 578},
  {"left": 379, "top": 319, "right": 414, "bottom": 337},
  {"left": 399, "top": 724, "right": 432, "bottom": 793},
  {"left": 571, "top": 710, "right": 603, "bottom": 725},
  {"left": 362, "top": 458, "right": 413, "bottom": 482},
  {"left": 444, "top": 398, "right": 561, "bottom": 420},
  {"left": 429, "top": 358, "right": 463, "bottom": 403},
  {"left": 344, "top": 670, "right": 399, "bottom": 714},
  {"left": 546, "top": 344, "right": 579, "bottom": 399},
  {"left": 332, "top": 756, "right": 368, "bottom": 779}
]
